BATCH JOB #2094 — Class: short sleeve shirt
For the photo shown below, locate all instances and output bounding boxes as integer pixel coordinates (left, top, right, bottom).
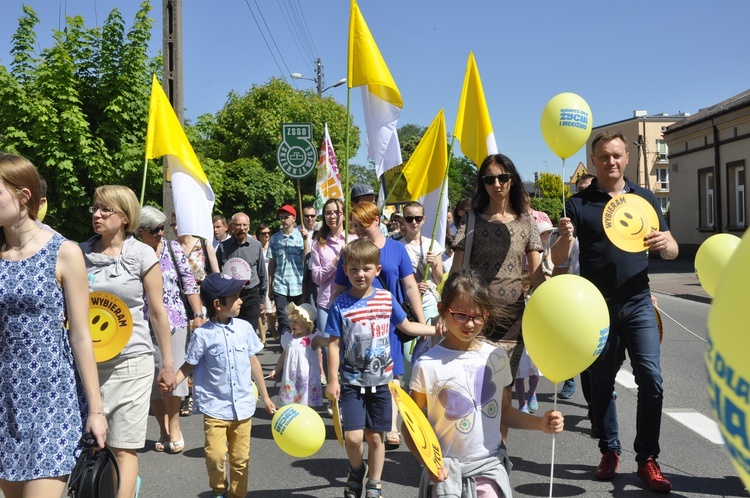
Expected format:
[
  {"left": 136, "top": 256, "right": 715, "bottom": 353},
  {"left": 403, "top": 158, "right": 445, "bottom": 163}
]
[
  {"left": 326, "top": 289, "right": 406, "bottom": 387},
  {"left": 267, "top": 230, "right": 305, "bottom": 296},
  {"left": 185, "top": 318, "right": 263, "bottom": 421}
]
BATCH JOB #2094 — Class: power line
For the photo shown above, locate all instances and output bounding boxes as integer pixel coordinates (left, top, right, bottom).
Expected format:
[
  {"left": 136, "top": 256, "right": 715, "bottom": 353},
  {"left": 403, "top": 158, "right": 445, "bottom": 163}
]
[
  {"left": 277, "top": 0, "right": 314, "bottom": 74},
  {"left": 290, "top": 0, "right": 319, "bottom": 61},
  {"left": 242, "top": 0, "right": 290, "bottom": 85},
  {"left": 253, "top": 0, "right": 297, "bottom": 83}
]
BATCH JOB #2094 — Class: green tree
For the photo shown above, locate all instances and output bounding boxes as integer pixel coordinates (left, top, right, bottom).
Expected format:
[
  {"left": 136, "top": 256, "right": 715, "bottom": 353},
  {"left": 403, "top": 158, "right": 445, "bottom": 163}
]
[
  {"left": 0, "top": 2, "right": 160, "bottom": 240},
  {"left": 537, "top": 171, "right": 571, "bottom": 201},
  {"left": 195, "top": 77, "right": 359, "bottom": 225}
]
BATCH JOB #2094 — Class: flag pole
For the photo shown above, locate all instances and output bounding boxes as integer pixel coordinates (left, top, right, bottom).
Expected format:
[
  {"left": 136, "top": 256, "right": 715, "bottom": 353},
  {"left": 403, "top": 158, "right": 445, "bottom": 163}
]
[
  {"left": 297, "top": 179, "right": 303, "bottom": 220},
  {"left": 423, "top": 136, "right": 454, "bottom": 281},
  {"left": 139, "top": 157, "right": 149, "bottom": 207},
  {"left": 344, "top": 87, "right": 352, "bottom": 243}
]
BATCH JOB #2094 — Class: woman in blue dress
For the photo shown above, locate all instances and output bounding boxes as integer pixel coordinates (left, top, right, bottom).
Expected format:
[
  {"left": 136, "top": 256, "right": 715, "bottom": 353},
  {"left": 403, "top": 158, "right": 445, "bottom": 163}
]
[{"left": 0, "top": 154, "right": 107, "bottom": 497}]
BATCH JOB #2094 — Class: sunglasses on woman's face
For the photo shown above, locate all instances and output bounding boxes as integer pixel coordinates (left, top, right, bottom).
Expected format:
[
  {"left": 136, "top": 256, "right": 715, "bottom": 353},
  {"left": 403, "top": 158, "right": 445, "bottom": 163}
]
[
  {"left": 147, "top": 224, "right": 165, "bottom": 235},
  {"left": 482, "top": 173, "right": 511, "bottom": 185},
  {"left": 403, "top": 215, "right": 424, "bottom": 223}
]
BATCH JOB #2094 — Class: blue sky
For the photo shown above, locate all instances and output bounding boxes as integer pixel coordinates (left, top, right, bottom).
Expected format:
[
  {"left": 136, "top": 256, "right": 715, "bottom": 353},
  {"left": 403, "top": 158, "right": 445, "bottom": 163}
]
[{"left": 2, "top": 0, "right": 749, "bottom": 183}]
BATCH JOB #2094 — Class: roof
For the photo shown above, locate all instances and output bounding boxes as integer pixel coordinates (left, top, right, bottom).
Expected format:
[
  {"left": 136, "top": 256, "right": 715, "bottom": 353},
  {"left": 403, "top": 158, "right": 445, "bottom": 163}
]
[
  {"left": 665, "top": 89, "right": 750, "bottom": 133},
  {"left": 593, "top": 113, "right": 686, "bottom": 131}
]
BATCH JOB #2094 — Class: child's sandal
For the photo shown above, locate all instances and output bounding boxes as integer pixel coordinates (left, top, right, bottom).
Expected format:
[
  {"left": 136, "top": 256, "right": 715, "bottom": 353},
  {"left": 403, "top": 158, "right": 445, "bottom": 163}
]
[
  {"left": 344, "top": 463, "right": 368, "bottom": 498},
  {"left": 365, "top": 480, "right": 382, "bottom": 498}
]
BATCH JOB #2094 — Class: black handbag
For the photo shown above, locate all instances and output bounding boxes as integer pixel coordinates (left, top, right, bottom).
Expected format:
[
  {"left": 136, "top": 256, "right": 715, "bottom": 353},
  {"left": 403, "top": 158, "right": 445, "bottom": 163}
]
[
  {"left": 68, "top": 433, "right": 119, "bottom": 498},
  {"left": 377, "top": 273, "right": 419, "bottom": 322}
]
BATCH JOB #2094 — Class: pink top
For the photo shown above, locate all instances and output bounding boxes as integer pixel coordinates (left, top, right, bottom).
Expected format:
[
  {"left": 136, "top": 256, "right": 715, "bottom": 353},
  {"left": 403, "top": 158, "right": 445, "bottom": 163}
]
[{"left": 311, "top": 232, "right": 356, "bottom": 309}]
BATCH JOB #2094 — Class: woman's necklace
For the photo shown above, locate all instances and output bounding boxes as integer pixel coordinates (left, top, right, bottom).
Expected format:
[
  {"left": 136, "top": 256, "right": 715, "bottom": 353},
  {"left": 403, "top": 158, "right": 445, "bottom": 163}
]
[{"left": 4, "top": 226, "right": 43, "bottom": 252}]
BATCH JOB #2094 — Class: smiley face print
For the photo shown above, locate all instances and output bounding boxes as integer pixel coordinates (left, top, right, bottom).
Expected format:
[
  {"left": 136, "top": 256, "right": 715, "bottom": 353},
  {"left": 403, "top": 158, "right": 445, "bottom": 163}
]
[
  {"left": 602, "top": 194, "right": 660, "bottom": 253},
  {"left": 88, "top": 292, "right": 133, "bottom": 362}
]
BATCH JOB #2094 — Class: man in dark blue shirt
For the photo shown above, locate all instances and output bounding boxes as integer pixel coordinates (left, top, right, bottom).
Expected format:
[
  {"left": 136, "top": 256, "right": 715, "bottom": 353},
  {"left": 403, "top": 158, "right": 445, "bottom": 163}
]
[{"left": 552, "top": 131, "right": 678, "bottom": 493}]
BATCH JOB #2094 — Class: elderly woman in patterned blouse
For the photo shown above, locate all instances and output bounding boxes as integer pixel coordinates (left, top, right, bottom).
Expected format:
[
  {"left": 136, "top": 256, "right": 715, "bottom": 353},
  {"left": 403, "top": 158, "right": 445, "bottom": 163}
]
[{"left": 138, "top": 206, "right": 205, "bottom": 454}]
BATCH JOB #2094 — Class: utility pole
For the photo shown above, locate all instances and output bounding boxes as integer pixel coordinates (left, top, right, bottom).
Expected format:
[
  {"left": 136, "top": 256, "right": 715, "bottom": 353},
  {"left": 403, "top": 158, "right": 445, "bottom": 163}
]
[
  {"left": 315, "top": 57, "right": 323, "bottom": 97},
  {"left": 162, "top": 0, "right": 183, "bottom": 236}
]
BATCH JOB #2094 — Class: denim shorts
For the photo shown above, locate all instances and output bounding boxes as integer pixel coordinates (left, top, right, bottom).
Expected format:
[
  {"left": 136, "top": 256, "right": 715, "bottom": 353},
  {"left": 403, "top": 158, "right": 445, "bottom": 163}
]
[{"left": 340, "top": 383, "right": 392, "bottom": 432}]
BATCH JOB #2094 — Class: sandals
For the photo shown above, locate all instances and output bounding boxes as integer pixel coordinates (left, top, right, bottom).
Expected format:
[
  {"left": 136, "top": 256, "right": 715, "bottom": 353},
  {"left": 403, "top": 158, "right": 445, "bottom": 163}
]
[
  {"left": 180, "top": 396, "right": 193, "bottom": 417},
  {"left": 167, "top": 438, "right": 185, "bottom": 454},
  {"left": 385, "top": 431, "right": 401, "bottom": 448},
  {"left": 365, "top": 481, "right": 383, "bottom": 498},
  {"left": 344, "top": 462, "right": 368, "bottom": 498},
  {"left": 154, "top": 439, "right": 167, "bottom": 452}
]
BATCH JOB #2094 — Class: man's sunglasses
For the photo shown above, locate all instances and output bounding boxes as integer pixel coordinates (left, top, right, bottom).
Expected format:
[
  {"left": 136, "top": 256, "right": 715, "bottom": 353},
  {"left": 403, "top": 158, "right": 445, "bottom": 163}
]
[
  {"left": 404, "top": 216, "right": 424, "bottom": 223},
  {"left": 482, "top": 173, "right": 511, "bottom": 185}
]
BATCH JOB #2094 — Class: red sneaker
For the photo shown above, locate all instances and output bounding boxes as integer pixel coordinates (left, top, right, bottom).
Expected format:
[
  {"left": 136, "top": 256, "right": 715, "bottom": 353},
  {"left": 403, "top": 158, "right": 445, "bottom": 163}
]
[
  {"left": 637, "top": 458, "right": 672, "bottom": 493},
  {"left": 594, "top": 451, "right": 620, "bottom": 480}
]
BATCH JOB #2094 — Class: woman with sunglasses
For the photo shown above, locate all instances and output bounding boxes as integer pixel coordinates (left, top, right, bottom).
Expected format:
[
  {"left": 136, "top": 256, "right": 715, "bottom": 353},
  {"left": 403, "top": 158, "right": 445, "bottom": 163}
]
[
  {"left": 137, "top": 206, "right": 205, "bottom": 455},
  {"left": 451, "top": 154, "right": 545, "bottom": 439},
  {"left": 256, "top": 223, "right": 276, "bottom": 342},
  {"left": 80, "top": 186, "right": 176, "bottom": 498}
]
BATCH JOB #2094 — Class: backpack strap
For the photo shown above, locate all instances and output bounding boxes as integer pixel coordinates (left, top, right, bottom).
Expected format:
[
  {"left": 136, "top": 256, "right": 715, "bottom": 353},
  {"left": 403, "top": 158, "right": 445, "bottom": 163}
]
[{"left": 462, "top": 211, "right": 476, "bottom": 270}]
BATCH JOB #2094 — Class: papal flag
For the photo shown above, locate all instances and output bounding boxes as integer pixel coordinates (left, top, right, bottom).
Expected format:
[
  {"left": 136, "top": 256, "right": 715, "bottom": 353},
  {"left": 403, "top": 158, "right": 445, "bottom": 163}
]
[
  {"left": 314, "top": 124, "right": 343, "bottom": 212},
  {"left": 454, "top": 52, "right": 497, "bottom": 167},
  {"left": 145, "top": 75, "right": 215, "bottom": 241},
  {"left": 402, "top": 109, "right": 448, "bottom": 247},
  {"left": 348, "top": 0, "right": 403, "bottom": 178}
]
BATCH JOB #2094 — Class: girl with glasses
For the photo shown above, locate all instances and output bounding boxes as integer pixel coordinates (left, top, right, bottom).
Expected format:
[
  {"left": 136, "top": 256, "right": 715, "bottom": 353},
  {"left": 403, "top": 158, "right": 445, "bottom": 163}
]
[{"left": 404, "top": 269, "right": 563, "bottom": 497}]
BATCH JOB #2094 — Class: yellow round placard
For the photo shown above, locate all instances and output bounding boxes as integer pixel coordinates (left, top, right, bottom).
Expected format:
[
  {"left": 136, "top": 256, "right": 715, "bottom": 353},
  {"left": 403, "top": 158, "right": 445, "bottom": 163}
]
[
  {"left": 88, "top": 292, "right": 133, "bottom": 362},
  {"left": 388, "top": 382, "right": 443, "bottom": 476},
  {"left": 602, "top": 194, "right": 659, "bottom": 253}
]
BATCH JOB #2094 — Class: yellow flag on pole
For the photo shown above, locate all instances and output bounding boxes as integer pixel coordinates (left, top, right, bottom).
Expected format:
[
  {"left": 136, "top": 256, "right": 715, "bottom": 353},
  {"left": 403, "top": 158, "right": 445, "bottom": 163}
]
[
  {"left": 401, "top": 109, "right": 448, "bottom": 245},
  {"left": 145, "top": 75, "right": 215, "bottom": 241},
  {"left": 453, "top": 52, "right": 497, "bottom": 168},
  {"left": 348, "top": 0, "right": 403, "bottom": 177}
]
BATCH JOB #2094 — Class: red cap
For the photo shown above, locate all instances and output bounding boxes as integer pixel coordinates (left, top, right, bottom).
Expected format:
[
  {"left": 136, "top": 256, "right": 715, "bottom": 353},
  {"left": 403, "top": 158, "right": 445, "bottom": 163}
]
[{"left": 276, "top": 204, "right": 297, "bottom": 217}]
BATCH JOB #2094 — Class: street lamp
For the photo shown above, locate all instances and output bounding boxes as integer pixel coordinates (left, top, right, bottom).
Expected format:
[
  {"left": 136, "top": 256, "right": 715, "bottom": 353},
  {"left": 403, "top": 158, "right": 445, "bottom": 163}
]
[{"left": 291, "top": 58, "right": 346, "bottom": 96}]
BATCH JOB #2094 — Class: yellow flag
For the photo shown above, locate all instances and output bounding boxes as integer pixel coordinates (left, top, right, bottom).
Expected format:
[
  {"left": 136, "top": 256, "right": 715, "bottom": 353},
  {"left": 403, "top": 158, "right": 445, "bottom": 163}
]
[
  {"left": 453, "top": 52, "right": 497, "bottom": 167},
  {"left": 348, "top": 0, "right": 402, "bottom": 108},
  {"left": 145, "top": 75, "right": 214, "bottom": 241},
  {"left": 402, "top": 110, "right": 447, "bottom": 201}
]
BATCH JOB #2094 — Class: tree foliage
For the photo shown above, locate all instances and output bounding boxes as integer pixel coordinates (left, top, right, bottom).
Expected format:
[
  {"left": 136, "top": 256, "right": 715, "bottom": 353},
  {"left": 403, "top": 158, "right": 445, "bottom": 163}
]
[
  {"left": 536, "top": 171, "right": 571, "bottom": 201},
  {"left": 194, "top": 77, "right": 359, "bottom": 224},
  {"left": 0, "top": 2, "right": 160, "bottom": 240}
]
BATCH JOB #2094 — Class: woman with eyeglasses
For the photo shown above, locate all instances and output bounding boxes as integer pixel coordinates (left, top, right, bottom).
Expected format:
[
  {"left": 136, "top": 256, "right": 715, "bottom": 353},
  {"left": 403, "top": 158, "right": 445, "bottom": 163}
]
[
  {"left": 137, "top": 206, "right": 205, "bottom": 455},
  {"left": 256, "top": 223, "right": 276, "bottom": 342},
  {"left": 451, "top": 154, "right": 545, "bottom": 440},
  {"left": 80, "top": 185, "right": 176, "bottom": 498},
  {"left": 0, "top": 155, "right": 106, "bottom": 497}
]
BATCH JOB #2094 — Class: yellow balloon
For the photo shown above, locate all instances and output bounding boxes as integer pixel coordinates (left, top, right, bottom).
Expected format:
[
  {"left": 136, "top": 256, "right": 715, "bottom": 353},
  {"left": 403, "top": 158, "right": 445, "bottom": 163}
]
[
  {"left": 540, "top": 92, "right": 593, "bottom": 159},
  {"left": 695, "top": 233, "right": 742, "bottom": 297},
  {"left": 37, "top": 201, "right": 48, "bottom": 222},
  {"left": 271, "top": 404, "right": 325, "bottom": 458},
  {"left": 522, "top": 274, "right": 609, "bottom": 383},
  {"left": 707, "top": 229, "right": 750, "bottom": 489}
]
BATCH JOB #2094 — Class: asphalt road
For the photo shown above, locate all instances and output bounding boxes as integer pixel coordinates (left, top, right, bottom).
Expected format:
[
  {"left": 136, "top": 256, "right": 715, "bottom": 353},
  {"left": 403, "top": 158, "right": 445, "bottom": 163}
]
[{"left": 128, "top": 292, "right": 748, "bottom": 498}]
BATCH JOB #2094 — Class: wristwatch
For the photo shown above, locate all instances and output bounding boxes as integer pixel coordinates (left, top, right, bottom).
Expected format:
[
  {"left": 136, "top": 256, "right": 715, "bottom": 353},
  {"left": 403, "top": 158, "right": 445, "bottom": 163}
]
[{"left": 194, "top": 313, "right": 205, "bottom": 318}]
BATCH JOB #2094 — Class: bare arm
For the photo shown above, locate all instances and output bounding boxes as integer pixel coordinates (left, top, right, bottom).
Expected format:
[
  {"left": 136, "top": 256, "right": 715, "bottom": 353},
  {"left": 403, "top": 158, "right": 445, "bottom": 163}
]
[
  {"left": 269, "top": 349, "right": 286, "bottom": 379},
  {"left": 500, "top": 383, "right": 564, "bottom": 434},
  {"left": 526, "top": 250, "right": 545, "bottom": 290},
  {"left": 58, "top": 241, "right": 107, "bottom": 448},
  {"left": 550, "top": 217, "right": 575, "bottom": 266},
  {"left": 644, "top": 230, "right": 679, "bottom": 260},
  {"left": 143, "top": 265, "right": 176, "bottom": 391},
  {"left": 251, "top": 355, "right": 276, "bottom": 414},
  {"left": 205, "top": 241, "right": 220, "bottom": 274},
  {"left": 401, "top": 274, "right": 426, "bottom": 323},
  {"left": 396, "top": 319, "right": 435, "bottom": 337},
  {"left": 450, "top": 248, "right": 464, "bottom": 275},
  {"left": 325, "top": 337, "right": 341, "bottom": 402}
]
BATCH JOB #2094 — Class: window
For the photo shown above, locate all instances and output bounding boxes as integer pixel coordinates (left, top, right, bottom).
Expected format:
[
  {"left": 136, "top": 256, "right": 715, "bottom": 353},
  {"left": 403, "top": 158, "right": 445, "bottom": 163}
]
[
  {"left": 656, "top": 140, "right": 669, "bottom": 162},
  {"left": 658, "top": 196, "right": 669, "bottom": 214},
  {"left": 699, "top": 168, "right": 715, "bottom": 228},
  {"left": 656, "top": 168, "right": 669, "bottom": 190},
  {"left": 727, "top": 161, "right": 746, "bottom": 227}
]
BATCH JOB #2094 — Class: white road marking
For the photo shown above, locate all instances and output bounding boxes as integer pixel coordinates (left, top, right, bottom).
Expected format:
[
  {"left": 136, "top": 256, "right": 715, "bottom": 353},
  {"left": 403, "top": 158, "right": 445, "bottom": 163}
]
[
  {"left": 615, "top": 368, "right": 637, "bottom": 389},
  {"left": 664, "top": 409, "right": 725, "bottom": 444}
]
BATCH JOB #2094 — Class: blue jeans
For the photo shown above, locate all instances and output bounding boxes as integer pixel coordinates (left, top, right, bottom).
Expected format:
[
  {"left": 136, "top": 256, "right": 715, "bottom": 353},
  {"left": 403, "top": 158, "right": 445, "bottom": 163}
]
[{"left": 589, "top": 293, "right": 663, "bottom": 463}]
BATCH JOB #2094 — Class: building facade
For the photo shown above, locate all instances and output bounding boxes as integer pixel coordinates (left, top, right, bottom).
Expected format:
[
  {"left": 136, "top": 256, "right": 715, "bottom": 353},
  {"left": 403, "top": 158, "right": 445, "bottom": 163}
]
[
  {"left": 663, "top": 90, "right": 750, "bottom": 254},
  {"left": 586, "top": 111, "right": 688, "bottom": 217}
]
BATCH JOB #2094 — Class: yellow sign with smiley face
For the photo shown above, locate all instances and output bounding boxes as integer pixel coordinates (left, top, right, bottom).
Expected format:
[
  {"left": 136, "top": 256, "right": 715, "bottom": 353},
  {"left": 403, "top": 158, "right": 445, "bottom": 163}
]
[
  {"left": 602, "top": 194, "right": 659, "bottom": 253},
  {"left": 89, "top": 292, "right": 133, "bottom": 362},
  {"left": 388, "top": 382, "right": 443, "bottom": 476}
]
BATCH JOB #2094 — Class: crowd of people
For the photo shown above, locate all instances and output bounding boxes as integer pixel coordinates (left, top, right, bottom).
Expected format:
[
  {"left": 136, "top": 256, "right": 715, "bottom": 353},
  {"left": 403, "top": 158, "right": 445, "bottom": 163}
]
[{"left": 0, "top": 132, "right": 678, "bottom": 498}]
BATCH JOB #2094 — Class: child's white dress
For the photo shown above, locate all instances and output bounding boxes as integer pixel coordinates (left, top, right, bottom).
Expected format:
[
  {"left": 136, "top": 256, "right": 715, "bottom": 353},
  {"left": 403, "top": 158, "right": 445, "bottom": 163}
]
[
  {"left": 279, "top": 331, "right": 323, "bottom": 407},
  {"left": 515, "top": 347, "right": 543, "bottom": 379}
]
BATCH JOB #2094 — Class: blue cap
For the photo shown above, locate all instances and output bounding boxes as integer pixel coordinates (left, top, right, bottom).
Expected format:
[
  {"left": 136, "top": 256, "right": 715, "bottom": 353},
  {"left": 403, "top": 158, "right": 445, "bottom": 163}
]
[{"left": 200, "top": 273, "right": 248, "bottom": 305}]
